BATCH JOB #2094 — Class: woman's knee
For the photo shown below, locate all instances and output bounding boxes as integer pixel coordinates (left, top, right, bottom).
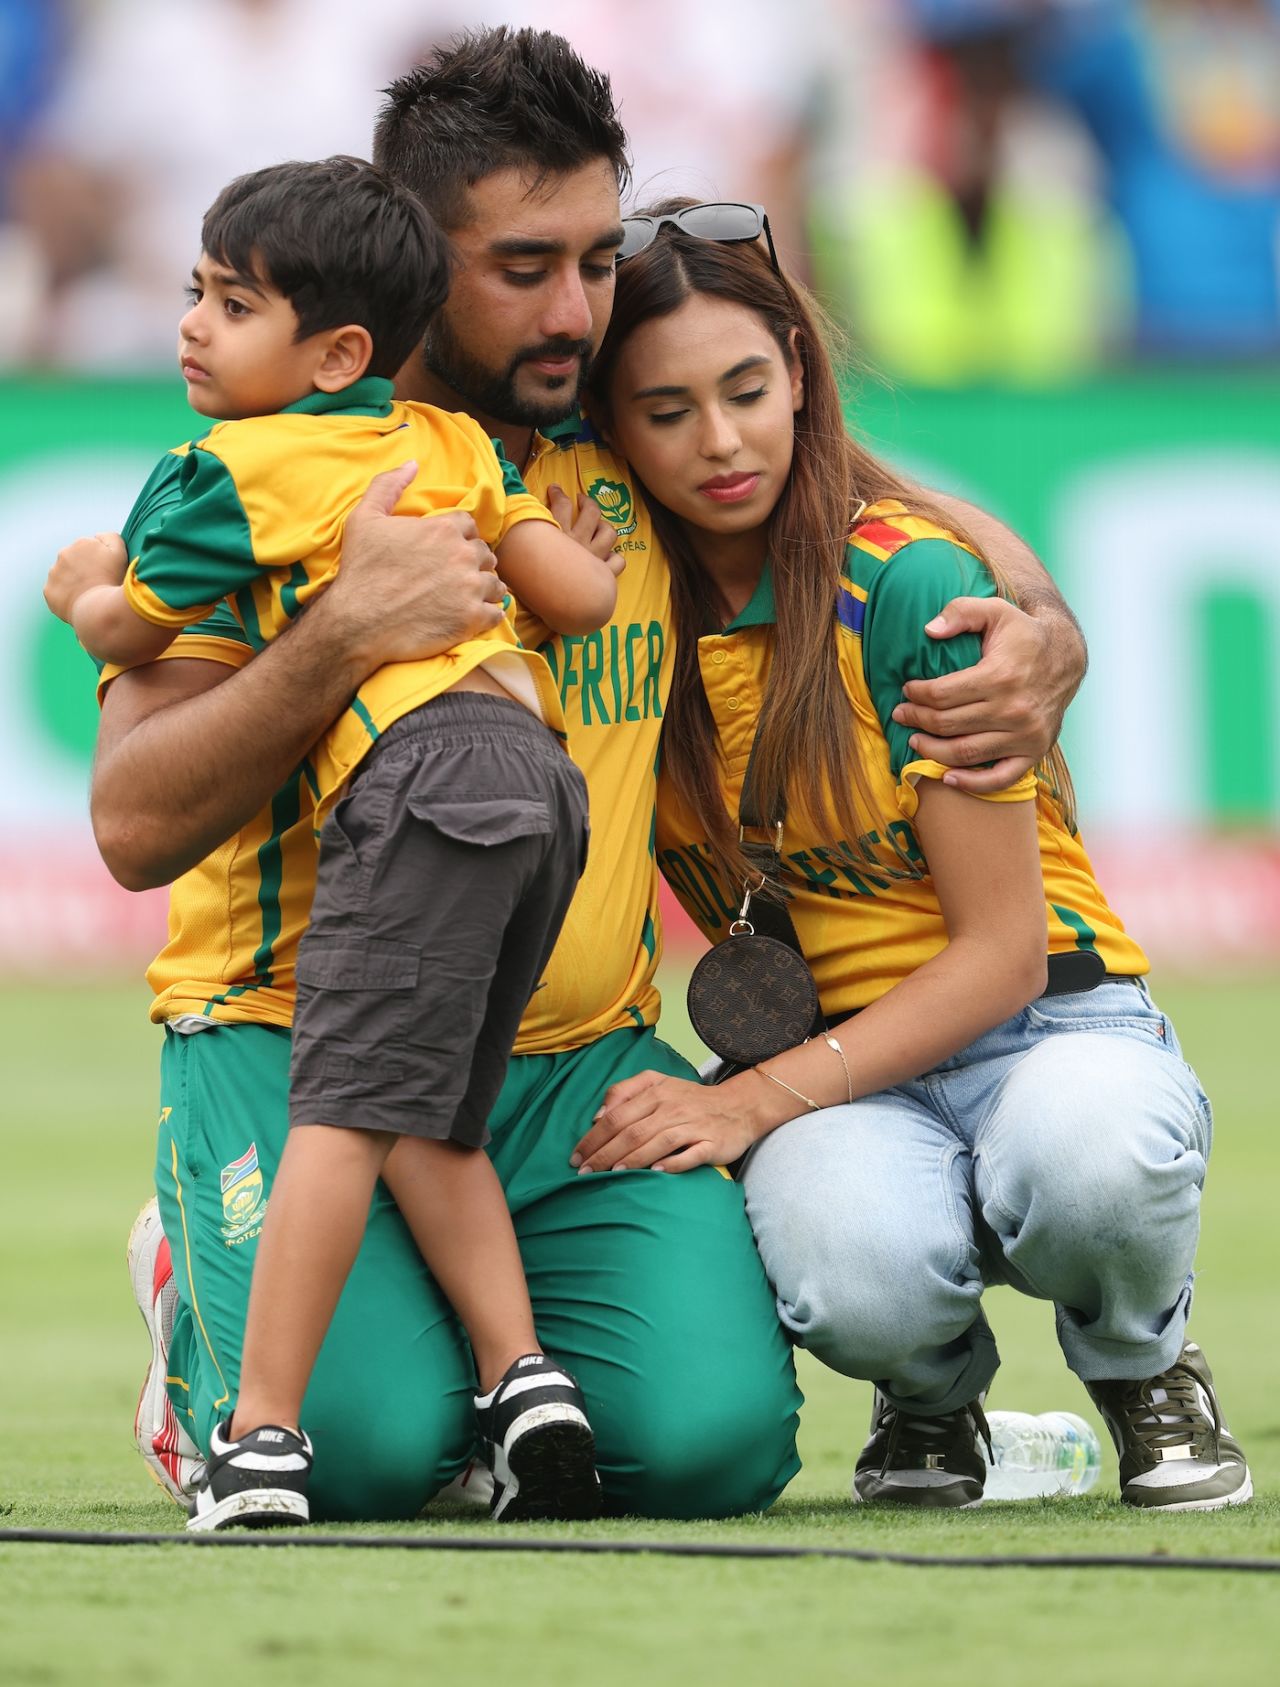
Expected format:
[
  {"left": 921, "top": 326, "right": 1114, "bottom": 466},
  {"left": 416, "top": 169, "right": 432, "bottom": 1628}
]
[
  {"left": 982, "top": 1037, "right": 1209, "bottom": 1247},
  {"left": 804, "top": 1275, "right": 978, "bottom": 1382},
  {"left": 771, "top": 1225, "right": 978, "bottom": 1382},
  {"left": 745, "top": 1115, "right": 979, "bottom": 1383}
]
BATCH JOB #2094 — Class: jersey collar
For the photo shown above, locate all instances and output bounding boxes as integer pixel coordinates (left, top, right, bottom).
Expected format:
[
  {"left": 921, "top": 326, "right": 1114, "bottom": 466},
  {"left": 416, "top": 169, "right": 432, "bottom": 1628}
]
[
  {"left": 280, "top": 377, "right": 395, "bottom": 419},
  {"left": 720, "top": 565, "right": 776, "bottom": 632},
  {"left": 533, "top": 407, "right": 603, "bottom": 453}
]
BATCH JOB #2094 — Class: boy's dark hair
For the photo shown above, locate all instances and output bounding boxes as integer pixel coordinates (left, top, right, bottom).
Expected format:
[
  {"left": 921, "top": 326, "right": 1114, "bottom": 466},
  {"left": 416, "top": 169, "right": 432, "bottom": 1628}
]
[
  {"left": 373, "top": 26, "right": 629, "bottom": 229},
  {"left": 200, "top": 156, "right": 452, "bottom": 378}
]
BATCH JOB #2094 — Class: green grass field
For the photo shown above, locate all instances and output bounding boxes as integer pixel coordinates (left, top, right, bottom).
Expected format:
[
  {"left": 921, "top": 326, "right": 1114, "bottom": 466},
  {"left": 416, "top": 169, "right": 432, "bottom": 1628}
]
[{"left": 3, "top": 971, "right": 1279, "bottom": 1685}]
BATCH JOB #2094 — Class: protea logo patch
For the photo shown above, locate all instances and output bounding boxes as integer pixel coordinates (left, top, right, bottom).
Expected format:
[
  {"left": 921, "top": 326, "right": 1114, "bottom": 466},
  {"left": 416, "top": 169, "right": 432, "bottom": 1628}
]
[
  {"left": 220, "top": 1142, "right": 266, "bottom": 1244},
  {"left": 588, "top": 478, "right": 637, "bottom": 536}
]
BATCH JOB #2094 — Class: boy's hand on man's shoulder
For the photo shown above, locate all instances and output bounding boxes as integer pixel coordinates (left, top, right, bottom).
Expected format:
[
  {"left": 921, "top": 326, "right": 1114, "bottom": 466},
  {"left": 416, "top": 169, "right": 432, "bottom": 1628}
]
[{"left": 546, "top": 485, "right": 623, "bottom": 571}]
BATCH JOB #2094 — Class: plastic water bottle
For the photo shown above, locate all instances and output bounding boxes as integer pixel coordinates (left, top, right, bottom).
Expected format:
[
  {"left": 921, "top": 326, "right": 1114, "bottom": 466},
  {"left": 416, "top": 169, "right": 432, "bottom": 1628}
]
[{"left": 983, "top": 1410, "right": 1103, "bottom": 1499}]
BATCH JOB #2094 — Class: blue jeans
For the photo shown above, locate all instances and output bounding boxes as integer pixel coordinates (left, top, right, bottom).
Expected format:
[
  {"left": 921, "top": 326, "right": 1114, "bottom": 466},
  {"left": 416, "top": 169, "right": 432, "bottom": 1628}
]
[{"left": 740, "top": 981, "right": 1213, "bottom": 1413}]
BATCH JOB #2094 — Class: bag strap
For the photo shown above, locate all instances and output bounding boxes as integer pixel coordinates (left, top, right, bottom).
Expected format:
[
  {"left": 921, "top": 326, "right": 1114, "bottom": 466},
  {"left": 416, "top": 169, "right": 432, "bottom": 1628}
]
[{"left": 736, "top": 715, "right": 825, "bottom": 1043}]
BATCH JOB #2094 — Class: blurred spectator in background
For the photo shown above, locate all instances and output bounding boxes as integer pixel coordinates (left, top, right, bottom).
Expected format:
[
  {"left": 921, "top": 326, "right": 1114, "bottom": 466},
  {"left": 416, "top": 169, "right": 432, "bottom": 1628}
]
[
  {"left": 3, "top": 0, "right": 830, "bottom": 367},
  {"left": 1030, "top": 0, "right": 1280, "bottom": 360},
  {"left": 445, "top": 0, "right": 829, "bottom": 268},
  {"left": 4, "top": 0, "right": 440, "bottom": 367},
  {"left": 815, "top": 0, "right": 1280, "bottom": 383},
  {"left": 2, "top": 1, "right": 1275, "bottom": 373},
  {"left": 0, "top": 0, "right": 67, "bottom": 362},
  {"left": 813, "top": 0, "right": 1129, "bottom": 384}
]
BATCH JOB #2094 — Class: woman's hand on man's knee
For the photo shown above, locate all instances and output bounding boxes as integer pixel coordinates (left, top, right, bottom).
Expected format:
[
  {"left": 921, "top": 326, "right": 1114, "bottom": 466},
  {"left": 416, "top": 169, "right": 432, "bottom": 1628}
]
[{"left": 570, "top": 1069, "right": 760, "bottom": 1175}]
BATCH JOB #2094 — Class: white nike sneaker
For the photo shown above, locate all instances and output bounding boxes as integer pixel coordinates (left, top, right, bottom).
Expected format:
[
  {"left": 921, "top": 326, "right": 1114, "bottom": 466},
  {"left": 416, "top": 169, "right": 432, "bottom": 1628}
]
[
  {"left": 187, "top": 1419, "right": 313, "bottom": 1532},
  {"left": 474, "top": 1353, "right": 601, "bottom": 1522}
]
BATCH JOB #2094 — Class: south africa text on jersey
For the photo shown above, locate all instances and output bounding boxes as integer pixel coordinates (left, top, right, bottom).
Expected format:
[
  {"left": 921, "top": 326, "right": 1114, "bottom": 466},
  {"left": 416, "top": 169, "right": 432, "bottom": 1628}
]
[
  {"left": 661, "top": 826, "right": 928, "bottom": 930},
  {"left": 541, "top": 619, "right": 666, "bottom": 726}
]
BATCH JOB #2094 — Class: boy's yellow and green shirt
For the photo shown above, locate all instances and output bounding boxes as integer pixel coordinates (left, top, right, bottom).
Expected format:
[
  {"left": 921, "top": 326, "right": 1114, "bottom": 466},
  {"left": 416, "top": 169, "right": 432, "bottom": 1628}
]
[
  {"left": 106, "top": 406, "right": 673, "bottom": 1047},
  {"left": 119, "top": 377, "right": 564, "bottom": 812},
  {"left": 656, "top": 501, "right": 1148, "bottom": 1016}
]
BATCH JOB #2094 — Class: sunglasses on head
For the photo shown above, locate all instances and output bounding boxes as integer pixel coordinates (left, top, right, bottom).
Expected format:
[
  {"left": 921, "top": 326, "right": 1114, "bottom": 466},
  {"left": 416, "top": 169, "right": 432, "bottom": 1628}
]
[{"left": 617, "top": 202, "right": 779, "bottom": 272}]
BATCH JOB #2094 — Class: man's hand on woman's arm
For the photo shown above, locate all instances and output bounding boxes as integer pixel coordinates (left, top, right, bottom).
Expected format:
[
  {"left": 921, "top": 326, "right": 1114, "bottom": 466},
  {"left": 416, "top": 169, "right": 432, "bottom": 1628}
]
[
  {"left": 893, "top": 493, "right": 1087, "bottom": 793},
  {"left": 92, "top": 463, "right": 505, "bottom": 890}
]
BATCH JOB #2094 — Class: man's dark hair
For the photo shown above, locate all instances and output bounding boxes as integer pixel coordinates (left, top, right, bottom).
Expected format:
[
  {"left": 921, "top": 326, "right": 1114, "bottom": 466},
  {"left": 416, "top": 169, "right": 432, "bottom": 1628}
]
[
  {"left": 200, "top": 156, "right": 452, "bottom": 378},
  {"left": 373, "top": 26, "right": 629, "bottom": 228}
]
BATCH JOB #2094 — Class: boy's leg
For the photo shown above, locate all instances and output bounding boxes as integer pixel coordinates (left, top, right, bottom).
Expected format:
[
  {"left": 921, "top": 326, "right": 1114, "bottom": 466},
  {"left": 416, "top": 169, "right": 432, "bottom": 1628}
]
[
  {"left": 294, "top": 693, "right": 596, "bottom": 1517},
  {"left": 155, "top": 1022, "right": 474, "bottom": 1522},
  {"left": 230, "top": 1124, "right": 392, "bottom": 1438},
  {"left": 385, "top": 1140, "right": 538, "bottom": 1394},
  {"left": 489, "top": 1028, "right": 804, "bottom": 1520},
  {"left": 378, "top": 715, "right": 587, "bottom": 1391},
  {"left": 388, "top": 1138, "right": 600, "bottom": 1522}
]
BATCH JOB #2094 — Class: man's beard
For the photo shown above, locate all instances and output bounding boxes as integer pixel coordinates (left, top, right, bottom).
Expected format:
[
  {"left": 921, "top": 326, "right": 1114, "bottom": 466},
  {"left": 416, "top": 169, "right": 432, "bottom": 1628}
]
[{"left": 422, "top": 311, "right": 593, "bottom": 428}]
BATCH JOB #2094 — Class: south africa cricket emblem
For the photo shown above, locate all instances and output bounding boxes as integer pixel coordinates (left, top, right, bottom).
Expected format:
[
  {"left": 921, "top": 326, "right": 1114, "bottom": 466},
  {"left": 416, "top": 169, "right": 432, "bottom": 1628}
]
[
  {"left": 220, "top": 1143, "right": 266, "bottom": 1244},
  {"left": 587, "top": 477, "right": 638, "bottom": 537}
]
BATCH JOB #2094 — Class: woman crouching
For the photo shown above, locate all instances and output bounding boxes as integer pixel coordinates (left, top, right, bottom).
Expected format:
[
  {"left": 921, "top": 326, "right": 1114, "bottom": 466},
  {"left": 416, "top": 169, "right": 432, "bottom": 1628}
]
[{"left": 572, "top": 201, "right": 1249, "bottom": 1514}]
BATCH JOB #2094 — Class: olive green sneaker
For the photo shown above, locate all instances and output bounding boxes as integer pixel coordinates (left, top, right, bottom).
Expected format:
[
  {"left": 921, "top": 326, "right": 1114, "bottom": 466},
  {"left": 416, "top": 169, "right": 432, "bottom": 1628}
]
[
  {"left": 852, "top": 1391, "right": 991, "bottom": 1508},
  {"left": 1086, "top": 1342, "right": 1252, "bottom": 1512}
]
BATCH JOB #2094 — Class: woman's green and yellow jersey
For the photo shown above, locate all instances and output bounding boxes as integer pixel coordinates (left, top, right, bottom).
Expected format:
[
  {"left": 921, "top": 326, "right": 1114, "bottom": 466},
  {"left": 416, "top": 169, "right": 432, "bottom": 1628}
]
[{"left": 656, "top": 501, "right": 1148, "bottom": 1018}]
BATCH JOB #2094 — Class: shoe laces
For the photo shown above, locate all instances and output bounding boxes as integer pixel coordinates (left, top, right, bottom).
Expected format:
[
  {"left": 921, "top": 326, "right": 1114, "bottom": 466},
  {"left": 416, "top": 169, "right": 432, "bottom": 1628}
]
[
  {"left": 876, "top": 1396, "right": 992, "bottom": 1475},
  {"left": 1112, "top": 1361, "right": 1220, "bottom": 1460}
]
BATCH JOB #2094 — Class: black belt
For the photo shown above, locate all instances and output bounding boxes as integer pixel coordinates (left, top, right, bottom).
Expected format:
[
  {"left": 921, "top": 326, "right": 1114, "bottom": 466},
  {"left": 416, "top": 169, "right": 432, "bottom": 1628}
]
[
  {"left": 818, "top": 953, "right": 1136, "bottom": 1029},
  {"left": 708, "top": 953, "right": 1141, "bottom": 1118},
  {"left": 1042, "top": 952, "right": 1139, "bottom": 997}
]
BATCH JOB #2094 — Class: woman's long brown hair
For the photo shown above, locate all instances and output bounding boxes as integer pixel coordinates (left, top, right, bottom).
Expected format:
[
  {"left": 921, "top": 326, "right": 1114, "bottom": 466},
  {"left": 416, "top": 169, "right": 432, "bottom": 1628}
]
[{"left": 588, "top": 215, "right": 1074, "bottom": 895}]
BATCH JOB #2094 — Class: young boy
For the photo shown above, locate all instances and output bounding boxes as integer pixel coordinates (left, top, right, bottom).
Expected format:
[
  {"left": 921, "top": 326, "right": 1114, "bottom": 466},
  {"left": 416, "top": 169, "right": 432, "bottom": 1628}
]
[{"left": 45, "top": 156, "right": 620, "bottom": 1529}]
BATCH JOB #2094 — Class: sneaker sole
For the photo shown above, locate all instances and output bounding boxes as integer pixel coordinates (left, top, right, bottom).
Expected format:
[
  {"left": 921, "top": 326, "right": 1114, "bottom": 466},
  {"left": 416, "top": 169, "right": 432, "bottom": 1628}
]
[
  {"left": 493, "top": 1410, "right": 601, "bottom": 1523},
  {"left": 186, "top": 1488, "right": 310, "bottom": 1533},
  {"left": 852, "top": 1485, "right": 985, "bottom": 1510},
  {"left": 127, "top": 1201, "right": 201, "bottom": 1507},
  {"left": 1122, "top": 1470, "right": 1254, "bottom": 1513}
]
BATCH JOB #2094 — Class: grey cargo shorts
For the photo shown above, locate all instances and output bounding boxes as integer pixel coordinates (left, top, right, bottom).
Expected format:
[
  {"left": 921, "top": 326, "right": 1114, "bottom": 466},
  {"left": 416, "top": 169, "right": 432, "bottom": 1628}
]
[{"left": 289, "top": 692, "right": 589, "bottom": 1146}]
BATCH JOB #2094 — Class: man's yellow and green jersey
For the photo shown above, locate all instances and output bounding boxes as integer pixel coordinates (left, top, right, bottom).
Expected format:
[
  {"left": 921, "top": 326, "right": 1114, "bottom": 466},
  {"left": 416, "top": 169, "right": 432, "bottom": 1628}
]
[
  {"left": 656, "top": 501, "right": 1148, "bottom": 1016},
  {"left": 107, "top": 408, "right": 674, "bottom": 1043},
  {"left": 510, "top": 413, "right": 672, "bottom": 1052},
  {"left": 121, "top": 376, "right": 564, "bottom": 814}
]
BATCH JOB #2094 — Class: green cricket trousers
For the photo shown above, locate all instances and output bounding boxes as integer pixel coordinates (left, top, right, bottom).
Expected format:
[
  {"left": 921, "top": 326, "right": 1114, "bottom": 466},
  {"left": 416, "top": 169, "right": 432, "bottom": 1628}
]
[{"left": 156, "top": 1020, "right": 802, "bottom": 1520}]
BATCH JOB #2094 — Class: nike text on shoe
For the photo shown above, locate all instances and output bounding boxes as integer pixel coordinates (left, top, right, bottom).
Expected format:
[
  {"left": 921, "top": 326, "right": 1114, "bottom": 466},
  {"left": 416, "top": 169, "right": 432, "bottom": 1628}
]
[
  {"left": 852, "top": 1390, "right": 991, "bottom": 1508},
  {"left": 186, "top": 1420, "right": 313, "bottom": 1532},
  {"left": 127, "top": 1198, "right": 204, "bottom": 1508},
  {"left": 474, "top": 1354, "right": 602, "bottom": 1522},
  {"left": 1086, "top": 1342, "right": 1253, "bottom": 1512}
]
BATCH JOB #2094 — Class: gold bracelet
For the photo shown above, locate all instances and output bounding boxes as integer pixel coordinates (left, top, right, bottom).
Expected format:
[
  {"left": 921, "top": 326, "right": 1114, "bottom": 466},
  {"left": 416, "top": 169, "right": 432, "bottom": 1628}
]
[
  {"left": 754, "top": 1063, "right": 820, "bottom": 1114},
  {"left": 822, "top": 1033, "right": 853, "bottom": 1105}
]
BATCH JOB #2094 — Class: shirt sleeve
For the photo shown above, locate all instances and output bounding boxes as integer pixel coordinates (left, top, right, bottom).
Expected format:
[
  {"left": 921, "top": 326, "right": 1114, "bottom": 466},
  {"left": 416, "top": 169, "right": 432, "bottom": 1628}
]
[
  {"left": 96, "top": 452, "right": 254, "bottom": 697},
  {"left": 860, "top": 536, "right": 1037, "bottom": 815},
  {"left": 491, "top": 436, "right": 558, "bottom": 544},
  {"left": 96, "top": 601, "right": 254, "bottom": 702},
  {"left": 122, "top": 444, "right": 258, "bottom": 629},
  {"left": 120, "top": 447, "right": 188, "bottom": 556}
]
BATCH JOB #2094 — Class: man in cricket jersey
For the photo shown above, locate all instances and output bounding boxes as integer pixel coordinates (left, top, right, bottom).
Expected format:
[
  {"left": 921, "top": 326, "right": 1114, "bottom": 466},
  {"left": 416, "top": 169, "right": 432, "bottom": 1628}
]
[{"left": 98, "top": 27, "right": 1087, "bottom": 1520}]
